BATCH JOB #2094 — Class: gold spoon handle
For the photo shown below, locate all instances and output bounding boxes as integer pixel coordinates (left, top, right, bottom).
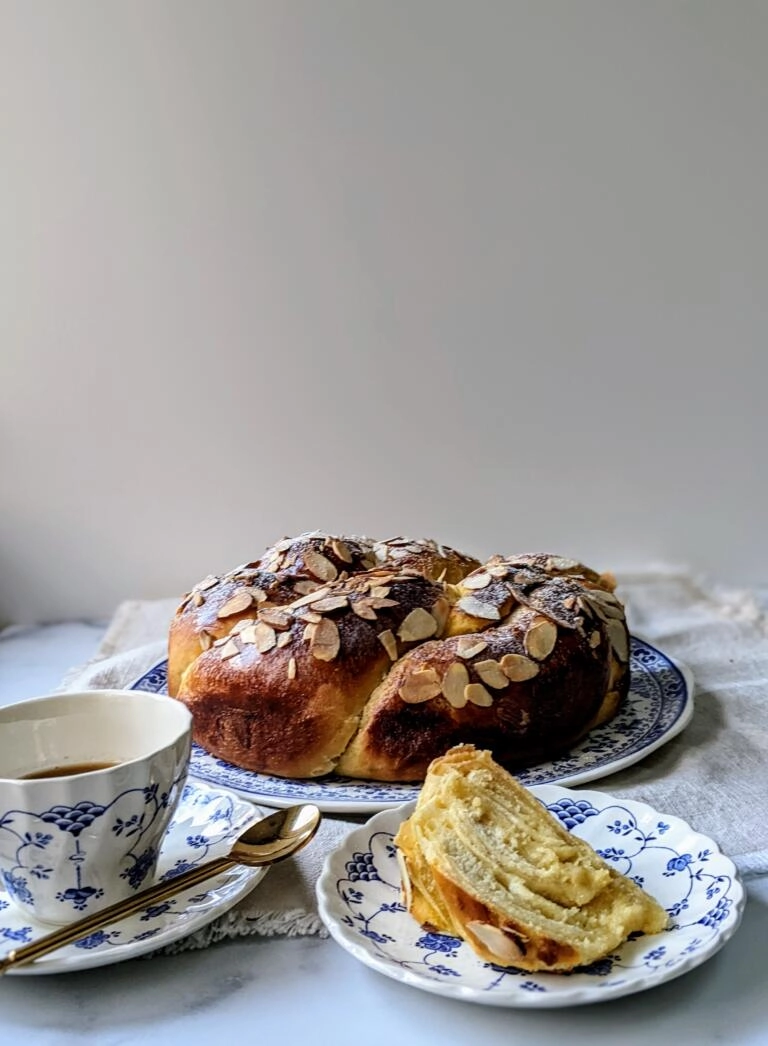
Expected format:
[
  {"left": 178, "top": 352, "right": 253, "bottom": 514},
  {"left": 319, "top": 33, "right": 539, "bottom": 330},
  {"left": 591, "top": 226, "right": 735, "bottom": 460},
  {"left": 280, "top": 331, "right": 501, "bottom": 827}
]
[{"left": 0, "top": 854, "right": 237, "bottom": 974}]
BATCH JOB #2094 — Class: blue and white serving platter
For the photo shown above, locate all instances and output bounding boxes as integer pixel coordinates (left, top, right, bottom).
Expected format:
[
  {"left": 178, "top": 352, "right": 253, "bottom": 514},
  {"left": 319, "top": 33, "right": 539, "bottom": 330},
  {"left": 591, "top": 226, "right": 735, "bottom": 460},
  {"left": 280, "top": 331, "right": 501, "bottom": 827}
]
[
  {"left": 1, "top": 781, "right": 266, "bottom": 975},
  {"left": 316, "top": 788, "right": 744, "bottom": 1008},
  {"left": 131, "top": 637, "right": 693, "bottom": 814}
]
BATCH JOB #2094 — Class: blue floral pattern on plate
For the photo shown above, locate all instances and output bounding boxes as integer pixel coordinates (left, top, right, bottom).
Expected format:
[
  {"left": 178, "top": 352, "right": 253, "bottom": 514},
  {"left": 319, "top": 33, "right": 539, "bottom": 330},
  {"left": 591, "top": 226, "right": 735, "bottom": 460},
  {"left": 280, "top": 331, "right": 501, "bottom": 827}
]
[
  {"left": 0, "top": 782, "right": 266, "bottom": 976},
  {"left": 131, "top": 637, "right": 694, "bottom": 813},
  {"left": 315, "top": 789, "right": 745, "bottom": 1007}
]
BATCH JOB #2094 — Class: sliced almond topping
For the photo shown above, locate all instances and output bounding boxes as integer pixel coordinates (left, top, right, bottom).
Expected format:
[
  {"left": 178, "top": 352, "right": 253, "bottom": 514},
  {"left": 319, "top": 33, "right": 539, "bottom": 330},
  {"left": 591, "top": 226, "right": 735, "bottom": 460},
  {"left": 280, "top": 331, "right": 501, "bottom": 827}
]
[
  {"left": 238, "top": 624, "right": 258, "bottom": 645},
  {"left": 331, "top": 538, "right": 353, "bottom": 563},
  {"left": 294, "top": 608, "right": 322, "bottom": 624},
  {"left": 486, "top": 564, "right": 509, "bottom": 579},
  {"left": 368, "top": 597, "right": 399, "bottom": 610},
  {"left": 600, "top": 602, "right": 625, "bottom": 621},
  {"left": 466, "top": 921, "right": 524, "bottom": 964},
  {"left": 512, "top": 571, "right": 536, "bottom": 585},
  {"left": 310, "top": 617, "right": 341, "bottom": 661},
  {"left": 352, "top": 600, "right": 378, "bottom": 621},
  {"left": 287, "top": 657, "right": 297, "bottom": 680},
  {"left": 397, "top": 607, "right": 438, "bottom": 642},
  {"left": 258, "top": 607, "right": 293, "bottom": 630},
  {"left": 378, "top": 629, "right": 398, "bottom": 661},
  {"left": 547, "top": 556, "right": 580, "bottom": 572},
  {"left": 607, "top": 619, "right": 629, "bottom": 662},
  {"left": 293, "top": 579, "right": 321, "bottom": 596},
  {"left": 396, "top": 848, "right": 413, "bottom": 910},
  {"left": 252, "top": 621, "right": 277, "bottom": 653},
  {"left": 577, "top": 595, "right": 600, "bottom": 621},
  {"left": 303, "top": 551, "right": 338, "bottom": 582},
  {"left": 217, "top": 590, "right": 254, "bottom": 618},
  {"left": 462, "top": 573, "right": 491, "bottom": 590},
  {"left": 499, "top": 653, "right": 540, "bottom": 681},
  {"left": 587, "top": 592, "right": 624, "bottom": 620},
  {"left": 441, "top": 662, "right": 469, "bottom": 708},
  {"left": 457, "top": 596, "right": 501, "bottom": 621},
  {"left": 230, "top": 617, "right": 256, "bottom": 634},
  {"left": 474, "top": 659, "right": 509, "bottom": 689},
  {"left": 302, "top": 622, "right": 318, "bottom": 643},
  {"left": 311, "top": 595, "right": 349, "bottom": 613},
  {"left": 219, "top": 638, "right": 241, "bottom": 661},
  {"left": 589, "top": 630, "right": 601, "bottom": 648},
  {"left": 399, "top": 668, "right": 442, "bottom": 704},
  {"left": 193, "top": 591, "right": 205, "bottom": 607},
  {"left": 376, "top": 572, "right": 397, "bottom": 585},
  {"left": 370, "top": 585, "right": 390, "bottom": 598},
  {"left": 245, "top": 586, "right": 268, "bottom": 604},
  {"left": 291, "top": 587, "right": 331, "bottom": 609},
  {"left": 430, "top": 595, "right": 450, "bottom": 636},
  {"left": 456, "top": 636, "right": 489, "bottom": 660},
  {"left": 525, "top": 617, "right": 558, "bottom": 660},
  {"left": 198, "top": 630, "right": 213, "bottom": 652},
  {"left": 277, "top": 631, "right": 292, "bottom": 649},
  {"left": 197, "top": 575, "right": 219, "bottom": 591},
  {"left": 465, "top": 682, "right": 493, "bottom": 707},
  {"left": 563, "top": 596, "right": 577, "bottom": 610}
]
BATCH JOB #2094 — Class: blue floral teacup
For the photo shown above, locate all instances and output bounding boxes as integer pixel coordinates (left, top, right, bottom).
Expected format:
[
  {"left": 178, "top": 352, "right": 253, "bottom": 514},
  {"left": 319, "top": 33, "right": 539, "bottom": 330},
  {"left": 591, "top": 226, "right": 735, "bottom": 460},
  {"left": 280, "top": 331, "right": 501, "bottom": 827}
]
[{"left": 0, "top": 690, "right": 191, "bottom": 925}]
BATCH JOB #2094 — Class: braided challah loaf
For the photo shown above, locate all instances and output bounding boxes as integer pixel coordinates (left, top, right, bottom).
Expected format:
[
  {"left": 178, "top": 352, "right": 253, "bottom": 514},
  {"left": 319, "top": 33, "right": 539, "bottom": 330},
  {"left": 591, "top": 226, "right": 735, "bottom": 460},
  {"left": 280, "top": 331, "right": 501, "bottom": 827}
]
[{"left": 169, "top": 533, "right": 629, "bottom": 781}]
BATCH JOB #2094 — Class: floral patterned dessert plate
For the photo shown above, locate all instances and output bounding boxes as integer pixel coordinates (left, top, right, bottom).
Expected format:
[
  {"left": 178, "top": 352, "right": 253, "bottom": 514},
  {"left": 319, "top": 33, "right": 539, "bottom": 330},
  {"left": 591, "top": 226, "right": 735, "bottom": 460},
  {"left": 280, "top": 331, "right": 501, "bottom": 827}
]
[
  {"left": 0, "top": 781, "right": 266, "bottom": 975},
  {"left": 316, "top": 788, "right": 745, "bottom": 1007},
  {"left": 131, "top": 637, "right": 694, "bottom": 814}
]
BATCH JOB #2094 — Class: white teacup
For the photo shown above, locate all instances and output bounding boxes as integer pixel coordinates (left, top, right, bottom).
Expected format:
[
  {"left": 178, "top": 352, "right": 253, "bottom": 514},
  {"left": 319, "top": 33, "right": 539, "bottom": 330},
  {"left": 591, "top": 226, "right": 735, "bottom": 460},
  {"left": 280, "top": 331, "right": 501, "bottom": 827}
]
[{"left": 0, "top": 690, "right": 191, "bottom": 925}]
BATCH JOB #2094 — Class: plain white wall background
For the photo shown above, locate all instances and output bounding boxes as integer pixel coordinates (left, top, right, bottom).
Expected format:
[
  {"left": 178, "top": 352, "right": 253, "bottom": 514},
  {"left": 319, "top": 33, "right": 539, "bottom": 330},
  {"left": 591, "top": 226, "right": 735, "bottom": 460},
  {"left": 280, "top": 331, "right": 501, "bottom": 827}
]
[{"left": 1, "top": 1, "right": 765, "bottom": 623}]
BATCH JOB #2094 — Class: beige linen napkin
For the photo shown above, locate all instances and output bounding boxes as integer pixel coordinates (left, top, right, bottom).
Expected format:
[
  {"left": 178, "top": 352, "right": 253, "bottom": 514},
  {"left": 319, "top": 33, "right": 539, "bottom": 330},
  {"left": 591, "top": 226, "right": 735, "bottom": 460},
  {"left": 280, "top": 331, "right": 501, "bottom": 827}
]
[{"left": 59, "top": 571, "right": 768, "bottom": 954}]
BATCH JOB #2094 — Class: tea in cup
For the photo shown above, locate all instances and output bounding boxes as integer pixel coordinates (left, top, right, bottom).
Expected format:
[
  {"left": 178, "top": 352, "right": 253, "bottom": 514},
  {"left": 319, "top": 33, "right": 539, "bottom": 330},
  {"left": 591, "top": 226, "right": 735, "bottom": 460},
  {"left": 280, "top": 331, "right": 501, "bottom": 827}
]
[{"left": 0, "top": 689, "right": 191, "bottom": 925}]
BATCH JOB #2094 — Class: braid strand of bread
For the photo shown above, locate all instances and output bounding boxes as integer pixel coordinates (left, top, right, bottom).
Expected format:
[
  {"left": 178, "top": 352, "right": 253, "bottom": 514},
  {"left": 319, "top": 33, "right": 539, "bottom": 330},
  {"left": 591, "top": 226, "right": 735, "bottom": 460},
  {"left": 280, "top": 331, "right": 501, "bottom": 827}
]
[{"left": 169, "top": 534, "right": 629, "bottom": 782}]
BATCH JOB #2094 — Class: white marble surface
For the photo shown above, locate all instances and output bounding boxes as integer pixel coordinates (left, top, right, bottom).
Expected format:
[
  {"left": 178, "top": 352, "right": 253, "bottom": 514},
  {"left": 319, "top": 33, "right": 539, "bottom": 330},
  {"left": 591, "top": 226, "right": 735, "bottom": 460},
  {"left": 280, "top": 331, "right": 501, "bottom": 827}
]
[{"left": 1, "top": 624, "right": 767, "bottom": 1046}]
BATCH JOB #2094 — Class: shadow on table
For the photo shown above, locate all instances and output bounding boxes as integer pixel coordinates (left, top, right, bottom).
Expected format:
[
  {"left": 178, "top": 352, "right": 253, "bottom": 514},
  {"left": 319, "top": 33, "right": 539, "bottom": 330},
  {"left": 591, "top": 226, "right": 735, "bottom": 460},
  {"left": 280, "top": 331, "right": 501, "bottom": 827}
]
[{"left": 0, "top": 889, "right": 766, "bottom": 1044}]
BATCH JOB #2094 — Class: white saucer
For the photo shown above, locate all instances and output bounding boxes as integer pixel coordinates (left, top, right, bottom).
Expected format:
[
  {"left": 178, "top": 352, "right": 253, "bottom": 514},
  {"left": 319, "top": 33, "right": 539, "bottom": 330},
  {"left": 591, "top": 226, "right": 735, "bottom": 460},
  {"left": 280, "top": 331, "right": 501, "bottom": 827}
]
[
  {"left": 0, "top": 780, "right": 266, "bottom": 975},
  {"left": 316, "top": 788, "right": 745, "bottom": 1007}
]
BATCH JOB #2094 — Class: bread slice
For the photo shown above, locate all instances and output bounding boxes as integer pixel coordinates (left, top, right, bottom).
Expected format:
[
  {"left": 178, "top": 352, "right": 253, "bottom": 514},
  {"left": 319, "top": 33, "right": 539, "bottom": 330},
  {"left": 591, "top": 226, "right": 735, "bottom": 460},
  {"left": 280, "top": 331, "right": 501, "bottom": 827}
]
[{"left": 394, "top": 745, "right": 668, "bottom": 971}]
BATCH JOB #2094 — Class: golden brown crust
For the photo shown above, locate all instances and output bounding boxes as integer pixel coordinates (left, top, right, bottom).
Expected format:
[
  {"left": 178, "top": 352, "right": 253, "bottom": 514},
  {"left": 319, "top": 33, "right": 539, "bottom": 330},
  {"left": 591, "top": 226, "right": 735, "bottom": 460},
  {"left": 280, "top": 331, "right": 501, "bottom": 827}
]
[
  {"left": 176, "top": 569, "right": 450, "bottom": 778},
  {"left": 168, "top": 532, "right": 478, "bottom": 696},
  {"left": 370, "top": 537, "right": 481, "bottom": 584},
  {"left": 168, "top": 567, "right": 296, "bottom": 696},
  {"left": 336, "top": 589, "right": 622, "bottom": 781},
  {"left": 170, "top": 539, "right": 630, "bottom": 781},
  {"left": 495, "top": 553, "right": 617, "bottom": 592}
]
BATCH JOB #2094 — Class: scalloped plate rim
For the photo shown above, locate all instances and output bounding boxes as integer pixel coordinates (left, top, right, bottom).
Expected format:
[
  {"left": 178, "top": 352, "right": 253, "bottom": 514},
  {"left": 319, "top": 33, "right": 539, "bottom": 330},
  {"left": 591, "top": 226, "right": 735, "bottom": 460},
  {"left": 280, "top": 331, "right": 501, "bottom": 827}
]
[
  {"left": 2, "top": 781, "right": 268, "bottom": 975},
  {"left": 315, "top": 789, "right": 745, "bottom": 1008},
  {"left": 129, "top": 635, "right": 694, "bottom": 813}
]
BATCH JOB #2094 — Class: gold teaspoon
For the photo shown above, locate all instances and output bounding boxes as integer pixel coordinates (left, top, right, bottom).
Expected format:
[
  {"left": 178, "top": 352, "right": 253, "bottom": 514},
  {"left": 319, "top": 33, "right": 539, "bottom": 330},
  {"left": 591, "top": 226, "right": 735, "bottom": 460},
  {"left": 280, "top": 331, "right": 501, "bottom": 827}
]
[{"left": 0, "top": 803, "right": 321, "bottom": 974}]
